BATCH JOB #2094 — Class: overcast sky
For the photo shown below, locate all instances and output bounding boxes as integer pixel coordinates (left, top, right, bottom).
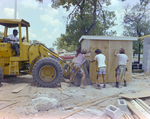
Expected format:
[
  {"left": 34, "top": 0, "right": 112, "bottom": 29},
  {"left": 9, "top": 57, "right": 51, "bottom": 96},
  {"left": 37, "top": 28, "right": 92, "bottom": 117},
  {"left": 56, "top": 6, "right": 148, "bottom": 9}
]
[{"left": 0, "top": 0, "right": 139, "bottom": 50}]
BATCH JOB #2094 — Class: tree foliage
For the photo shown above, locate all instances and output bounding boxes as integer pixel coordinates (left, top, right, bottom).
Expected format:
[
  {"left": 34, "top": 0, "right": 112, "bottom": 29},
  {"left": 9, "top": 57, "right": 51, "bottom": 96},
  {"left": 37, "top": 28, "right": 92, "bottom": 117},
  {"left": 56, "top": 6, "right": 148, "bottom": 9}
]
[
  {"left": 51, "top": 0, "right": 117, "bottom": 51},
  {"left": 29, "top": 40, "right": 45, "bottom": 46},
  {"left": 140, "top": 0, "right": 150, "bottom": 6},
  {"left": 0, "top": 32, "right": 4, "bottom": 39},
  {"left": 49, "top": 47, "right": 55, "bottom": 51},
  {"left": 122, "top": 2, "right": 150, "bottom": 59}
]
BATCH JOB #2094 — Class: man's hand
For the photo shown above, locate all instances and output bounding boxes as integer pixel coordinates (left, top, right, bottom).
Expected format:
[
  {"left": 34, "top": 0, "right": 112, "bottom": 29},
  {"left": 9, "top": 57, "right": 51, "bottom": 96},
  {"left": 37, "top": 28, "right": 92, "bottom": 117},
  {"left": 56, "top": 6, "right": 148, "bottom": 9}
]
[
  {"left": 22, "top": 37, "right": 25, "bottom": 40},
  {"left": 114, "top": 50, "right": 118, "bottom": 56},
  {"left": 22, "top": 37, "right": 25, "bottom": 42},
  {"left": 88, "top": 49, "right": 91, "bottom": 53}
]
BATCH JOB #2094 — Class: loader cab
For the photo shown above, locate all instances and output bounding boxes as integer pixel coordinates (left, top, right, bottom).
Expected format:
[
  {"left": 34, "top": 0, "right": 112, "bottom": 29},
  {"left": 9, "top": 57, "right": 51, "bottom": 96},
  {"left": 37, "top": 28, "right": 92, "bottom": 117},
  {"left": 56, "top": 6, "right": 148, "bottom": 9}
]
[{"left": 0, "top": 19, "right": 30, "bottom": 59}]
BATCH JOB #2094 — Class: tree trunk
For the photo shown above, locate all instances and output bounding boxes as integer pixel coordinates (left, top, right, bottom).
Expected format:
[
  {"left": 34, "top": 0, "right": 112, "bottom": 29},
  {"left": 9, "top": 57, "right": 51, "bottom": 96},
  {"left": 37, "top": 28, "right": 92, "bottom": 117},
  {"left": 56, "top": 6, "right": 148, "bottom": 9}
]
[{"left": 86, "top": 0, "right": 97, "bottom": 35}]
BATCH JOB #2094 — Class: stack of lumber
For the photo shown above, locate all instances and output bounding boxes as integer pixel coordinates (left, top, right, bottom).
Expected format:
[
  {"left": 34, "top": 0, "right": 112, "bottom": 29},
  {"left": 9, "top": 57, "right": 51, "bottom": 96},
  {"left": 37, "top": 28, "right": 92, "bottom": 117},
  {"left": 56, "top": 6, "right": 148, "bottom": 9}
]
[
  {"left": 119, "top": 90, "right": 150, "bottom": 99},
  {"left": 126, "top": 99, "right": 150, "bottom": 119},
  {"left": 122, "top": 113, "right": 134, "bottom": 119},
  {"left": 119, "top": 90, "right": 150, "bottom": 119}
]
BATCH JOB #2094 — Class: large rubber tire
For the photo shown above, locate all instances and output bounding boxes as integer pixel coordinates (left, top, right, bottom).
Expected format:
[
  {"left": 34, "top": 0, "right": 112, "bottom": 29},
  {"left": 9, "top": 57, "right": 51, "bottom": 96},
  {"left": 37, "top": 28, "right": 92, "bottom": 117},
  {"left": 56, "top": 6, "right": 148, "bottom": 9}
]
[
  {"left": 0, "top": 66, "right": 3, "bottom": 84},
  {"left": 32, "top": 57, "right": 63, "bottom": 87}
]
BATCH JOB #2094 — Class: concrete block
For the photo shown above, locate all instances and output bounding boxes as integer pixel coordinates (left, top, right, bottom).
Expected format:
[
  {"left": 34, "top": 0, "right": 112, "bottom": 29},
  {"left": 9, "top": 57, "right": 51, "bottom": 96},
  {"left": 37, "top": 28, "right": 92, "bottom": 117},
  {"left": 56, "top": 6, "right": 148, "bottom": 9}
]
[
  {"left": 118, "top": 99, "right": 128, "bottom": 112},
  {"left": 105, "top": 105, "right": 122, "bottom": 119}
]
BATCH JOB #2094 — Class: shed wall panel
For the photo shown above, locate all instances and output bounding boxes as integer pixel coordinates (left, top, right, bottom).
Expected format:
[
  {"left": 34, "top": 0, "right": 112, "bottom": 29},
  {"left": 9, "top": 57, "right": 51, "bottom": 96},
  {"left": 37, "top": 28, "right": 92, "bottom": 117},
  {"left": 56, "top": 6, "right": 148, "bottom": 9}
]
[
  {"left": 89, "top": 40, "right": 109, "bottom": 83},
  {"left": 81, "top": 39, "right": 133, "bottom": 83},
  {"left": 108, "top": 40, "right": 132, "bottom": 82}
]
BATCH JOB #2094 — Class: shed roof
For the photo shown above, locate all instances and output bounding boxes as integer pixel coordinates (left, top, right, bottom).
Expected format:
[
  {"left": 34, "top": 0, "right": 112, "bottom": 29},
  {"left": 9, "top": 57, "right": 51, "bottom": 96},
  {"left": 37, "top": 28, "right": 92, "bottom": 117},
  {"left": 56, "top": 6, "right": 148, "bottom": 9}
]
[
  {"left": 79, "top": 35, "right": 137, "bottom": 42},
  {"left": 0, "top": 19, "right": 30, "bottom": 27}
]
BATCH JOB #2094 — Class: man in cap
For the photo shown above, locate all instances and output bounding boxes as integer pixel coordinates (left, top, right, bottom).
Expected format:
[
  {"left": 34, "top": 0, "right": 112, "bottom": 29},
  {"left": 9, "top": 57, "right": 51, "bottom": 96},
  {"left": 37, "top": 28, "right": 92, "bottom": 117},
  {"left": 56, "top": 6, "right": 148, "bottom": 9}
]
[{"left": 7, "top": 29, "right": 25, "bottom": 56}]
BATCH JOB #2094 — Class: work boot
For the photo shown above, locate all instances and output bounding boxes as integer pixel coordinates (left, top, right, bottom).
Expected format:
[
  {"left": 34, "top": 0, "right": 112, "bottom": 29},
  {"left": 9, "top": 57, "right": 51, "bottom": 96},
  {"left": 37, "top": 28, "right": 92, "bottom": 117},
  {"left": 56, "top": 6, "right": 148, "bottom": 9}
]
[
  {"left": 103, "top": 84, "right": 106, "bottom": 88},
  {"left": 115, "top": 82, "right": 119, "bottom": 88},
  {"left": 95, "top": 84, "right": 101, "bottom": 89},
  {"left": 124, "top": 80, "right": 127, "bottom": 86}
]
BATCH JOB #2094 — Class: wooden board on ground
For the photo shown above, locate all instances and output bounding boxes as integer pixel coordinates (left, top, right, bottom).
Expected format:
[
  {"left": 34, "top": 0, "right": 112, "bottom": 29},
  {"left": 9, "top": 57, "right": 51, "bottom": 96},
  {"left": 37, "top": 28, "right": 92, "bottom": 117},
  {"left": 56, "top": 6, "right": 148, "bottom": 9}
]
[
  {"left": 131, "top": 100, "right": 150, "bottom": 119},
  {"left": 61, "top": 82, "right": 68, "bottom": 90},
  {"left": 0, "top": 101, "right": 20, "bottom": 110},
  {"left": 126, "top": 101, "right": 146, "bottom": 119},
  {"left": 29, "top": 86, "right": 37, "bottom": 95},
  {"left": 119, "top": 90, "right": 150, "bottom": 99},
  {"left": 62, "top": 94, "right": 119, "bottom": 119},
  {"left": 12, "top": 84, "right": 28, "bottom": 93}
]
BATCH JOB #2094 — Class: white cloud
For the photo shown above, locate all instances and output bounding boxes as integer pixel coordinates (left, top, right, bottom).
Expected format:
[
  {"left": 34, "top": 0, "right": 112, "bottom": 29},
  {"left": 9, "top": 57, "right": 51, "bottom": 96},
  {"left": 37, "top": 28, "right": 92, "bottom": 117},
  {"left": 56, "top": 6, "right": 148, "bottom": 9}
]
[
  {"left": 3, "top": 8, "right": 15, "bottom": 18},
  {"left": 42, "top": 28, "right": 48, "bottom": 33},
  {"left": 21, "top": 0, "right": 39, "bottom": 9},
  {"left": 52, "top": 28, "right": 59, "bottom": 34},
  {"left": 45, "top": 34, "right": 52, "bottom": 39},
  {"left": 29, "top": 31, "right": 37, "bottom": 39},
  {"left": 49, "top": 8, "right": 59, "bottom": 15},
  {"left": 40, "top": 14, "right": 62, "bottom": 27},
  {"left": 39, "top": 7, "right": 44, "bottom": 11},
  {"left": 44, "top": 4, "right": 59, "bottom": 16}
]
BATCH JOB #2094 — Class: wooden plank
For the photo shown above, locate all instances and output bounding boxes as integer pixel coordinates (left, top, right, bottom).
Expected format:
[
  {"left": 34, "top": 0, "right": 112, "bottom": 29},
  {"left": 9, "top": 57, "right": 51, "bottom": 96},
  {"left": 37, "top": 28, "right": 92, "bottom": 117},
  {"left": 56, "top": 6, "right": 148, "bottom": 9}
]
[
  {"left": 62, "top": 98, "right": 107, "bottom": 119},
  {"left": 130, "top": 100, "right": 150, "bottom": 119},
  {"left": 132, "top": 115, "right": 140, "bottom": 119},
  {"left": 129, "top": 115, "right": 134, "bottom": 119},
  {"left": 29, "top": 86, "right": 37, "bottom": 95},
  {"left": 132, "top": 76, "right": 141, "bottom": 79},
  {"left": 106, "top": 116, "right": 112, "bottom": 119},
  {"left": 12, "top": 84, "right": 28, "bottom": 93},
  {"left": 123, "top": 114, "right": 132, "bottom": 119},
  {"left": 129, "top": 115, "right": 135, "bottom": 119},
  {"left": 136, "top": 99, "right": 150, "bottom": 110},
  {"left": 126, "top": 100, "right": 146, "bottom": 119},
  {"left": 60, "top": 82, "right": 68, "bottom": 90},
  {"left": 65, "top": 94, "right": 118, "bottom": 110},
  {"left": 61, "top": 96, "right": 117, "bottom": 119},
  {"left": 119, "top": 90, "right": 150, "bottom": 99},
  {"left": 57, "top": 88, "right": 64, "bottom": 93},
  {"left": 0, "top": 101, "right": 20, "bottom": 110},
  {"left": 135, "top": 99, "right": 150, "bottom": 114}
]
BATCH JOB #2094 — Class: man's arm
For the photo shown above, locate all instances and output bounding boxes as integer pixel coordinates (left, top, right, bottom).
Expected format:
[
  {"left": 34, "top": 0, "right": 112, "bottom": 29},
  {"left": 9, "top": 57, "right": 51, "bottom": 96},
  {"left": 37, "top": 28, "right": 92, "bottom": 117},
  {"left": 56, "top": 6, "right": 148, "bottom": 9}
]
[
  {"left": 22, "top": 37, "right": 25, "bottom": 42},
  {"left": 89, "top": 60, "right": 95, "bottom": 62},
  {"left": 7, "top": 38, "right": 15, "bottom": 42},
  {"left": 127, "top": 56, "right": 129, "bottom": 62},
  {"left": 75, "top": 52, "right": 79, "bottom": 57},
  {"left": 85, "top": 49, "right": 91, "bottom": 57}
]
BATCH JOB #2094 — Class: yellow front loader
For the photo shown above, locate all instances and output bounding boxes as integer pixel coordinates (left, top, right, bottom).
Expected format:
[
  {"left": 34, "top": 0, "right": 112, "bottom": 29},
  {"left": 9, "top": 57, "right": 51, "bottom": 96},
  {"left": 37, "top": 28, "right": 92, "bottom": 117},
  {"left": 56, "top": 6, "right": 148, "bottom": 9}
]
[{"left": 0, "top": 19, "right": 72, "bottom": 87}]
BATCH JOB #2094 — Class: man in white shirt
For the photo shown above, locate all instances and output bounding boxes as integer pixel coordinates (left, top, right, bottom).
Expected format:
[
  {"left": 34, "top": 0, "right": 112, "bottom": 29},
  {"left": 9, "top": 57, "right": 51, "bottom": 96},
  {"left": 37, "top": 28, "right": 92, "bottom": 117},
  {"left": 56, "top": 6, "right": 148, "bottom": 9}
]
[
  {"left": 7, "top": 29, "right": 25, "bottom": 56},
  {"left": 114, "top": 48, "right": 128, "bottom": 88},
  {"left": 90, "top": 49, "right": 106, "bottom": 89}
]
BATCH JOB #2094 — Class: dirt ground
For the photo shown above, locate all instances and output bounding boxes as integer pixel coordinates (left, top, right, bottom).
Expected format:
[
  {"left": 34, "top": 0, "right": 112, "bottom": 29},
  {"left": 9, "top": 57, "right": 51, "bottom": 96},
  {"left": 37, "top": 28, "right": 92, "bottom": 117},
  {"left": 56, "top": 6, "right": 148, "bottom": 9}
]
[{"left": 0, "top": 73, "right": 150, "bottom": 119}]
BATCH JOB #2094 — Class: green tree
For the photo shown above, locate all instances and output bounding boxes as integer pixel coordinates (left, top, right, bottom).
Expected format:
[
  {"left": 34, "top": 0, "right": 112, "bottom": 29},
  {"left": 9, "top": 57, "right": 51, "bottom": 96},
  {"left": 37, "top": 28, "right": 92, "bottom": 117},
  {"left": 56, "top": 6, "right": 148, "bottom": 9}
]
[
  {"left": 51, "top": 0, "right": 117, "bottom": 51},
  {"left": 140, "top": 0, "right": 150, "bottom": 5},
  {"left": 122, "top": 3, "right": 150, "bottom": 61},
  {"left": 29, "top": 40, "right": 45, "bottom": 46},
  {"left": 49, "top": 47, "right": 55, "bottom": 51},
  {"left": 0, "top": 32, "right": 4, "bottom": 39}
]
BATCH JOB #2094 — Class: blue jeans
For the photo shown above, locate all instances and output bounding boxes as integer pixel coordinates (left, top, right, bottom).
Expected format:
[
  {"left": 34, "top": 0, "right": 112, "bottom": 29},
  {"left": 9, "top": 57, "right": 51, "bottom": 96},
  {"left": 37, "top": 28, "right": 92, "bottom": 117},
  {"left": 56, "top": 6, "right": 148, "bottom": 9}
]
[{"left": 11, "top": 43, "right": 20, "bottom": 55}]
